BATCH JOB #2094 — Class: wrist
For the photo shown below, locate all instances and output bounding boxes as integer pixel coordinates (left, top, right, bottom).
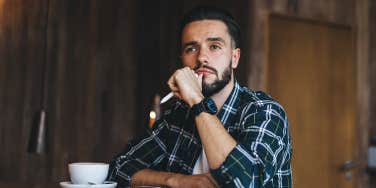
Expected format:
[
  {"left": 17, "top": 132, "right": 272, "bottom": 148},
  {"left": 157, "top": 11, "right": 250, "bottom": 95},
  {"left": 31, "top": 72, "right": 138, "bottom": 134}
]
[
  {"left": 188, "top": 94, "right": 204, "bottom": 107},
  {"left": 191, "top": 98, "right": 218, "bottom": 117},
  {"left": 165, "top": 173, "right": 182, "bottom": 187}
]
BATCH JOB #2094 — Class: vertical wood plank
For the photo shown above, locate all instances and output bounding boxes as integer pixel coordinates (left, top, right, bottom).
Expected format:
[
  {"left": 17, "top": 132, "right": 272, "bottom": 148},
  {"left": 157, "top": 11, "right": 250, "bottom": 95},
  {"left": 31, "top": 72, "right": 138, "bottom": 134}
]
[
  {"left": 355, "top": 0, "right": 370, "bottom": 187},
  {"left": 45, "top": 0, "right": 139, "bottom": 182},
  {"left": 0, "top": 0, "right": 49, "bottom": 182}
]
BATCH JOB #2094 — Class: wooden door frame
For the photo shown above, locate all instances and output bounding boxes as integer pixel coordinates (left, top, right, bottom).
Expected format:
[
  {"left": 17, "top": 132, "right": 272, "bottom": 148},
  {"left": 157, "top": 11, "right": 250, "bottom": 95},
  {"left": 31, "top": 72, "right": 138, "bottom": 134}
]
[{"left": 246, "top": 1, "right": 370, "bottom": 187}]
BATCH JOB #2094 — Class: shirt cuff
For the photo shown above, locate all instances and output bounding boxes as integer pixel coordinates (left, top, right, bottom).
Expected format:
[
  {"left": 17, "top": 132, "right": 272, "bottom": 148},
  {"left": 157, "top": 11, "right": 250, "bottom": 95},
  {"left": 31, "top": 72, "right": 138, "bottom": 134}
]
[{"left": 210, "top": 144, "right": 256, "bottom": 186}]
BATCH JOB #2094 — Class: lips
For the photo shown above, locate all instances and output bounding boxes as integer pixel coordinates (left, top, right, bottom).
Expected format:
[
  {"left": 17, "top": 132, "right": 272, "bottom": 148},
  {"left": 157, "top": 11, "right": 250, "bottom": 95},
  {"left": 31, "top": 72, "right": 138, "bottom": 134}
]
[{"left": 196, "top": 68, "right": 215, "bottom": 75}]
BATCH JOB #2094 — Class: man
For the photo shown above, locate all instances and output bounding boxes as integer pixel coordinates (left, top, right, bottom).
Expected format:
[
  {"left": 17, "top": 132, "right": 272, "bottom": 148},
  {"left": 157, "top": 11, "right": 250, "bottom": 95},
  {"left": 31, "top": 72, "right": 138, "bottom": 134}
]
[{"left": 108, "top": 6, "right": 292, "bottom": 188}]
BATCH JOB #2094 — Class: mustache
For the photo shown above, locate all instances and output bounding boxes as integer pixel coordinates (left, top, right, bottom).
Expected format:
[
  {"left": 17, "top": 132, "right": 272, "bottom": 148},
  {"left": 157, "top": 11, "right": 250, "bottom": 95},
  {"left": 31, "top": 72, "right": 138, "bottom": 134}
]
[{"left": 193, "top": 64, "right": 218, "bottom": 76}]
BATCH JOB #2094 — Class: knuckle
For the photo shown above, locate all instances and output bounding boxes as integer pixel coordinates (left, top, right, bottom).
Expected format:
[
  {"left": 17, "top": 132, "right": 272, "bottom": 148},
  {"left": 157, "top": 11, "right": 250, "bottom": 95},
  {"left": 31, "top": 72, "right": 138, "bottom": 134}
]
[{"left": 175, "top": 70, "right": 183, "bottom": 77}]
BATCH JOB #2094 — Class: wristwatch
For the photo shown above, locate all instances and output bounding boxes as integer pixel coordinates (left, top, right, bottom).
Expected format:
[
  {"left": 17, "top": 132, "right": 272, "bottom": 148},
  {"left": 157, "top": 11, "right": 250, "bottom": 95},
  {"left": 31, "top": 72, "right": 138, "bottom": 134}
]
[{"left": 191, "top": 98, "right": 218, "bottom": 116}]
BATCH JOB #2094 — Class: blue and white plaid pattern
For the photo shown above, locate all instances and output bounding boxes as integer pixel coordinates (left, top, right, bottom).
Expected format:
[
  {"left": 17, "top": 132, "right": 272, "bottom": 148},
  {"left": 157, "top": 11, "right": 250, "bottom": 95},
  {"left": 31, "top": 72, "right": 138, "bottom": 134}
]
[{"left": 108, "top": 81, "right": 292, "bottom": 187}]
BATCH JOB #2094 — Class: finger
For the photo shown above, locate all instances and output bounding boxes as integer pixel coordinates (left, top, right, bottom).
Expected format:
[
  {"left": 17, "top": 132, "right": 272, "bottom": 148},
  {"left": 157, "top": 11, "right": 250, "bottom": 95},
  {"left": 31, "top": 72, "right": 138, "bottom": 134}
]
[
  {"left": 186, "top": 69, "right": 198, "bottom": 83},
  {"left": 185, "top": 70, "right": 196, "bottom": 83},
  {"left": 168, "top": 79, "right": 179, "bottom": 92},
  {"left": 170, "top": 87, "right": 179, "bottom": 92},
  {"left": 182, "top": 68, "right": 192, "bottom": 80},
  {"left": 175, "top": 69, "right": 188, "bottom": 86},
  {"left": 168, "top": 82, "right": 179, "bottom": 92},
  {"left": 167, "top": 75, "right": 179, "bottom": 91},
  {"left": 167, "top": 75, "right": 174, "bottom": 87},
  {"left": 198, "top": 74, "right": 203, "bottom": 90},
  {"left": 190, "top": 69, "right": 198, "bottom": 79}
]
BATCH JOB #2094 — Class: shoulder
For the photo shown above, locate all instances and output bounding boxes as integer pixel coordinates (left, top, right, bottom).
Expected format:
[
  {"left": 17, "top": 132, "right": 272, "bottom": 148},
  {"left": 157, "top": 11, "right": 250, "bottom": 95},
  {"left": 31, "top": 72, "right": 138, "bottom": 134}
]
[{"left": 238, "top": 87, "right": 287, "bottom": 118}]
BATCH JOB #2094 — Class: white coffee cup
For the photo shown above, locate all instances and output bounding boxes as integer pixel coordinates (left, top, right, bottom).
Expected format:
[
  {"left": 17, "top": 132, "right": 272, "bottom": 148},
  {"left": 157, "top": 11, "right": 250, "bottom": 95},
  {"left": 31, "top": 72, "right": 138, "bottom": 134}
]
[{"left": 68, "top": 162, "right": 109, "bottom": 184}]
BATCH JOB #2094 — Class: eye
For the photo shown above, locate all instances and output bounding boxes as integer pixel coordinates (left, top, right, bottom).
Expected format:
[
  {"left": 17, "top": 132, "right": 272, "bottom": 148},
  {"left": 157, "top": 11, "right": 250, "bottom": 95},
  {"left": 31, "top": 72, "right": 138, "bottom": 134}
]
[
  {"left": 210, "top": 44, "right": 221, "bottom": 50},
  {"left": 185, "top": 46, "right": 197, "bottom": 53}
]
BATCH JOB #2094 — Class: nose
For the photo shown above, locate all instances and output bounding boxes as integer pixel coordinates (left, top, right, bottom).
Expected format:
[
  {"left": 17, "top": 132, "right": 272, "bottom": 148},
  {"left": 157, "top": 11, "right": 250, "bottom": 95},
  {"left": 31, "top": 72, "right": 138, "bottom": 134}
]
[{"left": 197, "top": 48, "right": 209, "bottom": 64}]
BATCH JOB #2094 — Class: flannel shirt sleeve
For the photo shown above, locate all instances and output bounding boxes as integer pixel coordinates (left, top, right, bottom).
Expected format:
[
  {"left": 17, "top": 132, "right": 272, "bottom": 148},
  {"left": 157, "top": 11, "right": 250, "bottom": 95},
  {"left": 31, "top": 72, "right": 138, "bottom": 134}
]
[
  {"left": 210, "top": 102, "right": 292, "bottom": 187},
  {"left": 107, "top": 119, "right": 169, "bottom": 188}
]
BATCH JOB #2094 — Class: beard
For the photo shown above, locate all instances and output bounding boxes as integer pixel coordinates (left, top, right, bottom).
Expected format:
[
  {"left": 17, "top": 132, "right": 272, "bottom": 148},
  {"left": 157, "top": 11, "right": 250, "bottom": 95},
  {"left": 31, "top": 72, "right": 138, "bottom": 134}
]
[{"left": 200, "top": 62, "right": 232, "bottom": 97}]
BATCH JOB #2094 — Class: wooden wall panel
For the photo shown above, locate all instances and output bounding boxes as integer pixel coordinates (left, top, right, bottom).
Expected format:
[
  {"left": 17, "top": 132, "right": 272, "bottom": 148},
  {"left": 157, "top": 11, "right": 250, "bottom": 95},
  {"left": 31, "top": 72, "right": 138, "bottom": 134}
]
[
  {"left": 355, "top": 0, "right": 370, "bottom": 187},
  {"left": 370, "top": 0, "right": 376, "bottom": 137},
  {"left": 369, "top": 0, "right": 376, "bottom": 185},
  {"left": 247, "top": 0, "right": 370, "bottom": 187},
  {"left": 45, "top": 0, "right": 138, "bottom": 182},
  {"left": 0, "top": 0, "right": 49, "bottom": 182},
  {"left": 0, "top": 0, "right": 138, "bottom": 184},
  {"left": 248, "top": 0, "right": 354, "bottom": 91}
]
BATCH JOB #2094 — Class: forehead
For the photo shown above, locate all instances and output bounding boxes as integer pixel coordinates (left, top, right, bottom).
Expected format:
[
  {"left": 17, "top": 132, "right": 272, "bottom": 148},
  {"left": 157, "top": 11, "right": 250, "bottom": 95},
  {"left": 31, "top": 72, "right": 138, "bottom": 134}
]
[{"left": 181, "top": 20, "right": 231, "bottom": 44}]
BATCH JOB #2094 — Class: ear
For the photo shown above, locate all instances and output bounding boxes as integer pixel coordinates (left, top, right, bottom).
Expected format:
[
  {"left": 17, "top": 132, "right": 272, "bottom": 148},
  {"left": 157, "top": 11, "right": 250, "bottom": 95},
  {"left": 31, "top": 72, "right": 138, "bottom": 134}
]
[{"left": 231, "top": 48, "right": 240, "bottom": 69}]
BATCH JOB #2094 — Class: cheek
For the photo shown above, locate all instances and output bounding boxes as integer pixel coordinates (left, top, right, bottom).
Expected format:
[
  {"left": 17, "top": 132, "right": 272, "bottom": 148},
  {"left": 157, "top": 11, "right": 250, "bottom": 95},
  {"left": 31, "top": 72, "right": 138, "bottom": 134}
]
[
  {"left": 211, "top": 50, "right": 224, "bottom": 58},
  {"left": 212, "top": 55, "right": 231, "bottom": 70},
  {"left": 181, "top": 55, "right": 197, "bottom": 68},
  {"left": 216, "top": 62, "right": 232, "bottom": 79},
  {"left": 211, "top": 50, "right": 232, "bottom": 64}
]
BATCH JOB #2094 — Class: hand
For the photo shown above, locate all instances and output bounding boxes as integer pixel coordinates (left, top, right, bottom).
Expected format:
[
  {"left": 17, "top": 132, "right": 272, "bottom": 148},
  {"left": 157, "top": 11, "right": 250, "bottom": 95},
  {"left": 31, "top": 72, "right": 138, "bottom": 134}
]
[
  {"left": 166, "top": 173, "right": 219, "bottom": 188},
  {"left": 167, "top": 67, "right": 204, "bottom": 107}
]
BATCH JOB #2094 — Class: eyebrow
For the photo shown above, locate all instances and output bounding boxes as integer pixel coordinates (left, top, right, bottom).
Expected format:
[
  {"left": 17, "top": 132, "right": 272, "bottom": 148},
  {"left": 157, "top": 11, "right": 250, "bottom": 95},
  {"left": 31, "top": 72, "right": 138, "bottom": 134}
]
[
  {"left": 207, "top": 37, "right": 226, "bottom": 44},
  {"left": 182, "top": 37, "right": 226, "bottom": 50}
]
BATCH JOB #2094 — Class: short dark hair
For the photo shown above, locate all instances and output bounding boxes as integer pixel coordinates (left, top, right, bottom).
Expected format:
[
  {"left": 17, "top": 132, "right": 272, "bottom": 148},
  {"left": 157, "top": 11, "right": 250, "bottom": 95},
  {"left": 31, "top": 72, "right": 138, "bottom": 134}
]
[{"left": 178, "top": 6, "right": 241, "bottom": 49}]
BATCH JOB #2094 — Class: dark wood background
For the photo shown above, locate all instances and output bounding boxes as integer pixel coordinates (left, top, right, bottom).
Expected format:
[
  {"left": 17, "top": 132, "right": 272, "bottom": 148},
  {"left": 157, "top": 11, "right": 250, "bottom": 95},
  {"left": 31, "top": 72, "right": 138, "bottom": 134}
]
[
  {"left": 0, "top": 0, "right": 375, "bottom": 187},
  {"left": 0, "top": 0, "right": 251, "bottom": 184},
  {"left": 0, "top": 0, "right": 140, "bottom": 183}
]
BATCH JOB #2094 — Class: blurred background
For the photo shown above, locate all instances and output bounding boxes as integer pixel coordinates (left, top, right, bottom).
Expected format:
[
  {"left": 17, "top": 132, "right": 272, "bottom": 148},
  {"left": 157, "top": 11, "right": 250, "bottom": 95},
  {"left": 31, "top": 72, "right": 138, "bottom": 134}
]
[{"left": 0, "top": 0, "right": 375, "bottom": 187}]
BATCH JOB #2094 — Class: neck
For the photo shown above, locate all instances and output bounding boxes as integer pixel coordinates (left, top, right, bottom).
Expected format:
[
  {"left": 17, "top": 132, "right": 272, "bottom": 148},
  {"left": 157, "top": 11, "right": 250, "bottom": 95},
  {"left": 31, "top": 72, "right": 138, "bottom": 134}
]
[{"left": 210, "top": 76, "right": 235, "bottom": 110}]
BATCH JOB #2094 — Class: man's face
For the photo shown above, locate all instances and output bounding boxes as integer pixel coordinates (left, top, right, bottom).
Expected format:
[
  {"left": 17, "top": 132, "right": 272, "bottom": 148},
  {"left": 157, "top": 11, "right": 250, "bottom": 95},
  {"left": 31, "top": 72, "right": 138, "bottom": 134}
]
[{"left": 180, "top": 20, "right": 240, "bottom": 97}]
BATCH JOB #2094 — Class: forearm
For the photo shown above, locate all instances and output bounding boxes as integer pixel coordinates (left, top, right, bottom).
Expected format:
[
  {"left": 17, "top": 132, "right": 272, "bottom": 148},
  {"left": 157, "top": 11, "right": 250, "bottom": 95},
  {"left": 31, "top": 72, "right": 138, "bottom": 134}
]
[
  {"left": 131, "top": 169, "right": 174, "bottom": 187},
  {"left": 131, "top": 169, "right": 182, "bottom": 187},
  {"left": 195, "top": 112, "right": 237, "bottom": 169}
]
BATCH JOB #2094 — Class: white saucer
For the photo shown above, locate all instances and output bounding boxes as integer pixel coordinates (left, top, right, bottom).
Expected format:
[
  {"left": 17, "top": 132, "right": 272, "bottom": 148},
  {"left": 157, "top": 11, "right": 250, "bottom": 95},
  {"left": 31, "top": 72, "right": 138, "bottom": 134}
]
[{"left": 59, "top": 181, "right": 117, "bottom": 188}]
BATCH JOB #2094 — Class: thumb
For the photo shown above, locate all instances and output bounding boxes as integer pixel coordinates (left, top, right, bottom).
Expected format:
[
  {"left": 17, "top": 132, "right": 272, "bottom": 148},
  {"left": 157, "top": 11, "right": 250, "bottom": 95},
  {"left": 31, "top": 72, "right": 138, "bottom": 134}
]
[{"left": 198, "top": 74, "right": 203, "bottom": 91}]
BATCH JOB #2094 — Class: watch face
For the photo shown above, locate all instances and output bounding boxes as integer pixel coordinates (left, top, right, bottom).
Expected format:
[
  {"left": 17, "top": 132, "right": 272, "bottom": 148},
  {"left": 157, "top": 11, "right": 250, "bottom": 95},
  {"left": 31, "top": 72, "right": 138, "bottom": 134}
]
[{"left": 205, "top": 98, "right": 218, "bottom": 114}]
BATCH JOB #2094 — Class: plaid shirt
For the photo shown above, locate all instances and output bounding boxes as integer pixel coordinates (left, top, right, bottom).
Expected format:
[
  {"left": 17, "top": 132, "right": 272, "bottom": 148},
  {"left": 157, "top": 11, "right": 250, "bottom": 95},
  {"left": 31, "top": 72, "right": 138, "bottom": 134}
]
[{"left": 108, "top": 81, "right": 292, "bottom": 187}]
